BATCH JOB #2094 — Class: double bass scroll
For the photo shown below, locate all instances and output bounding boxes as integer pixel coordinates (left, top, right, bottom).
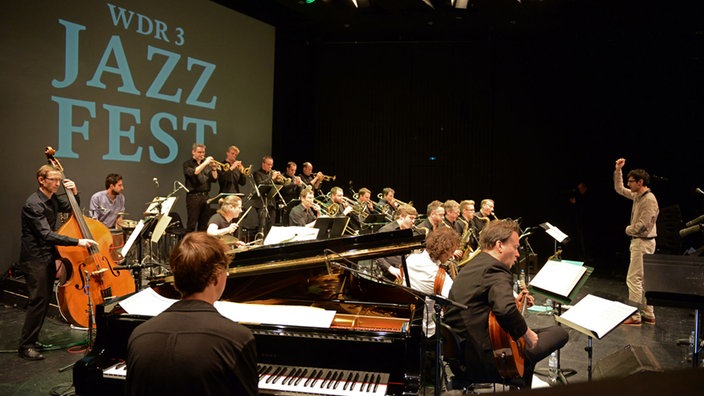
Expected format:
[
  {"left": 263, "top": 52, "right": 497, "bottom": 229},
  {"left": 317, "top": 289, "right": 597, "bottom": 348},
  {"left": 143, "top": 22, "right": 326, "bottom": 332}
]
[{"left": 44, "top": 147, "right": 135, "bottom": 329}]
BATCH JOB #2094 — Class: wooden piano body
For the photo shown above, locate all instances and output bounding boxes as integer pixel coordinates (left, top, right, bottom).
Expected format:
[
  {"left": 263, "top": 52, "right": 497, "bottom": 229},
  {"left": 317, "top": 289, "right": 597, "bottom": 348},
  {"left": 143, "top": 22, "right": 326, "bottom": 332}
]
[{"left": 73, "top": 229, "right": 426, "bottom": 395}]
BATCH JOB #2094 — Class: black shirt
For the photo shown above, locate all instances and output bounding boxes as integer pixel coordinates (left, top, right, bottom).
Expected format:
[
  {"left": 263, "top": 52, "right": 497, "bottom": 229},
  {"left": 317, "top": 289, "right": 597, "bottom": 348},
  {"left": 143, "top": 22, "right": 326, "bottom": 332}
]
[
  {"left": 20, "top": 189, "right": 79, "bottom": 264},
  {"left": 183, "top": 158, "right": 216, "bottom": 193}
]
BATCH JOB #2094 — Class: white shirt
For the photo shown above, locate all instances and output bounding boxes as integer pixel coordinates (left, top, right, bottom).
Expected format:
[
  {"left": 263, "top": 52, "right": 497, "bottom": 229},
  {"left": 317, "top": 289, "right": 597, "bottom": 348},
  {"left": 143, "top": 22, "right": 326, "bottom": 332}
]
[{"left": 406, "top": 249, "right": 453, "bottom": 337}]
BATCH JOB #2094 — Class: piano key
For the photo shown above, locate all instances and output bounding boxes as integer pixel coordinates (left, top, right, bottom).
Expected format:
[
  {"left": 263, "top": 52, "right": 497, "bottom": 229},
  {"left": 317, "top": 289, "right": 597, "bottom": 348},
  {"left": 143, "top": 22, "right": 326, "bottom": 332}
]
[{"left": 258, "top": 364, "right": 389, "bottom": 396}]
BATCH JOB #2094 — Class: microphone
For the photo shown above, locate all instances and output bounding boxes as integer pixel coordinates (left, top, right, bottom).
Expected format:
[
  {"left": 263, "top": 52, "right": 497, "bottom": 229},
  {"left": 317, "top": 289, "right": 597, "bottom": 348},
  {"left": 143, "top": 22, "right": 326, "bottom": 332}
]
[
  {"left": 679, "top": 224, "right": 704, "bottom": 238},
  {"left": 176, "top": 180, "right": 190, "bottom": 193},
  {"left": 153, "top": 177, "right": 159, "bottom": 188},
  {"left": 696, "top": 188, "right": 704, "bottom": 196},
  {"left": 685, "top": 214, "right": 704, "bottom": 228}
]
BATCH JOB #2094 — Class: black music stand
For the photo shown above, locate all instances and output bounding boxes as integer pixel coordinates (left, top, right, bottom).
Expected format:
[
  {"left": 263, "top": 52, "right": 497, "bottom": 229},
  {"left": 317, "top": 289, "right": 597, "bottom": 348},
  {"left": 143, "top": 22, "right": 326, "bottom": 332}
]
[{"left": 314, "top": 217, "right": 349, "bottom": 239}]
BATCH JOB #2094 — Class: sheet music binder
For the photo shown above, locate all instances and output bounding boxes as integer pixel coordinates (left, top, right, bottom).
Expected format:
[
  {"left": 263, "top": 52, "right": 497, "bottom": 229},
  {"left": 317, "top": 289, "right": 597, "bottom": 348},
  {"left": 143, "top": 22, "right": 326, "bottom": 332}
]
[
  {"left": 528, "top": 260, "right": 594, "bottom": 305},
  {"left": 555, "top": 294, "right": 637, "bottom": 339}
]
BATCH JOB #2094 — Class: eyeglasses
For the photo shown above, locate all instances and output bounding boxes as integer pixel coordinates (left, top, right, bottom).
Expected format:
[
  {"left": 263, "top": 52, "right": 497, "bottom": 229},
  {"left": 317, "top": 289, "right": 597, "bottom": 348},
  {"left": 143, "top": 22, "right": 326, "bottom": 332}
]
[
  {"left": 44, "top": 177, "right": 62, "bottom": 183},
  {"left": 627, "top": 179, "right": 637, "bottom": 183}
]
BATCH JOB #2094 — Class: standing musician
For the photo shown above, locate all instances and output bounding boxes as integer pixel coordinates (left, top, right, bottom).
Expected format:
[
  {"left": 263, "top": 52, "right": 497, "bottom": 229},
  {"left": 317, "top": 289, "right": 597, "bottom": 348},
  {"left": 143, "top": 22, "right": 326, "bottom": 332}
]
[
  {"left": 416, "top": 200, "right": 446, "bottom": 234},
  {"left": 299, "top": 162, "right": 324, "bottom": 197},
  {"left": 88, "top": 173, "right": 125, "bottom": 229},
  {"left": 279, "top": 161, "right": 303, "bottom": 205},
  {"left": 444, "top": 219, "right": 568, "bottom": 388},
  {"left": 289, "top": 188, "right": 319, "bottom": 227},
  {"left": 252, "top": 155, "right": 284, "bottom": 235},
  {"left": 126, "top": 232, "right": 258, "bottom": 396},
  {"left": 377, "top": 187, "right": 398, "bottom": 220},
  {"left": 375, "top": 204, "right": 418, "bottom": 282},
  {"left": 207, "top": 196, "right": 245, "bottom": 247},
  {"left": 183, "top": 143, "right": 218, "bottom": 233},
  {"left": 18, "top": 165, "right": 97, "bottom": 361},
  {"left": 217, "top": 145, "right": 247, "bottom": 194}
]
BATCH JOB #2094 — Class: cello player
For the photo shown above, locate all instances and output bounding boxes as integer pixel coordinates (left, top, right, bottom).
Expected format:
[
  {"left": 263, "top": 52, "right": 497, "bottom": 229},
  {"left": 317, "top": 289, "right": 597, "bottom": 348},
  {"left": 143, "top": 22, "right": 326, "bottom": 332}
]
[
  {"left": 443, "top": 219, "right": 568, "bottom": 388},
  {"left": 18, "top": 165, "right": 96, "bottom": 361}
]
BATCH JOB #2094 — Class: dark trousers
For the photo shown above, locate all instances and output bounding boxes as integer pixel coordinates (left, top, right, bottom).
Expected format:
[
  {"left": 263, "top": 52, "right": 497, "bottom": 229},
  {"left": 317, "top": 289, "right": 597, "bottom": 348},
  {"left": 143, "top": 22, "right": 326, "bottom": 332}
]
[
  {"left": 521, "top": 325, "right": 570, "bottom": 387},
  {"left": 185, "top": 193, "right": 211, "bottom": 232},
  {"left": 19, "top": 259, "right": 56, "bottom": 348}
]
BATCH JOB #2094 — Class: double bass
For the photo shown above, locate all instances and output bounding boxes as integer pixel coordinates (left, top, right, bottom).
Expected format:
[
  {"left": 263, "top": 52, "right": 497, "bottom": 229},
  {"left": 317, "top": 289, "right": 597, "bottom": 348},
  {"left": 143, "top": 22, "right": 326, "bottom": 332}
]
[
  {"left": 487, "top": 280, "right": 528, "bottom": 379},
  {"left": 45, "top": 147, "right": 135, "bottom": 328}
]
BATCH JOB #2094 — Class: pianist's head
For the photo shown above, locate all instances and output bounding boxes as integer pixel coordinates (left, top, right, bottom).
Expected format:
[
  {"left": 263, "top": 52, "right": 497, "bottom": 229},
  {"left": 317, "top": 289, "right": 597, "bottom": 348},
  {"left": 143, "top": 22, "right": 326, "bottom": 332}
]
[{"left": 169, "top": 232, "right": 230, "bottom": 302}]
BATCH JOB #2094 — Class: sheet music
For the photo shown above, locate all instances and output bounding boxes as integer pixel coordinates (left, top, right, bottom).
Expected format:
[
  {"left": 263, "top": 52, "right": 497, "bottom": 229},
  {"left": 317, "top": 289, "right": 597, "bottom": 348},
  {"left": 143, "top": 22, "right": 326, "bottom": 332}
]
[
  {"left": 119, "top": 287, "right": 177, "bottom": 317},
  {"left": 264, "top": 226, "right": 319, "bottom": 245},
  {"left": 529, "top": 260, "right": 587, "bottom": 298},
  {"left": 557, "top": 294, "right": 636, "bottom": 339},
  {"left": 118, "top": 287, "right": 337, "bottom": 328},
  {"left": 215, "top": 300, "right": 336, "bottom": 328},
  {"left": 541, "top": 222, "right": 569, "bottom": 243},
  {"left": 120, "top": 219, "right": 145, "bottom": 258}
]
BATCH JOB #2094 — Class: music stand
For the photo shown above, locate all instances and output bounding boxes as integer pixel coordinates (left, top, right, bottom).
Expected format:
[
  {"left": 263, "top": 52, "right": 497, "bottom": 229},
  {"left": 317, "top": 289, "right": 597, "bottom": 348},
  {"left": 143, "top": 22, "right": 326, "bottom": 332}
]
[{"left": 314, "top": 217, "right": 350, "bottom": 239}]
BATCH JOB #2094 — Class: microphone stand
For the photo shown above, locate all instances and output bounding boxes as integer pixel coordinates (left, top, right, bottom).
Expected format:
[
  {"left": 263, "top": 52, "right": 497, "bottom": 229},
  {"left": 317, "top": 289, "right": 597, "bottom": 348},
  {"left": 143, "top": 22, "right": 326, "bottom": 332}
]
[{"left": 323, "top": 249, "right": 467, "bottom": 396}]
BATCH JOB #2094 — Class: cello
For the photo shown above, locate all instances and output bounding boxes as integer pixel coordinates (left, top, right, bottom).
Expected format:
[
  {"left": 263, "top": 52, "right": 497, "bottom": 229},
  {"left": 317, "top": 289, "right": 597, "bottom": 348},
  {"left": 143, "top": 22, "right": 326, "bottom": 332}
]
[
  {"left": 487, "top": 280, "right": 528, "bottom": 379},
  {"left": 44, "top": 147, "right": 135, "bottom": 328}
]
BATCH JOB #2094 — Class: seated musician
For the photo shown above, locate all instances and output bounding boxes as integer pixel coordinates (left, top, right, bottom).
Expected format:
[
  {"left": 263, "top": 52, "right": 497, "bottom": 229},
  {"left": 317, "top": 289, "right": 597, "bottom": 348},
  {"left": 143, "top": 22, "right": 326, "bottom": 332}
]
[
  {"left": 377, "top": 187, "right": 398, "bottom": 220},
  {"left": 416, "top": 200, "right": 446, "bottom": 234},
  {"left": 459, "top": 200, "right": 479, "bottom": 251},
  {"left": 443, "top": 219, "right": 568, "bottom": 388},
  {"left": 126, "top": 232, "right": 258, "bottom": 396},
  {"left": 207, "top": 196, "right": 245, "bottom": 247},
  {"left": 443, "top": 199, "right": 466, "bottom": 259},
  {"left": 375, "top": 204, "right": 418, "bottom": 282},
  {"left": 289, "top": 188, "right": 319, "bottom": 227},
  {"left": 354, "top": 187, "right": 375, "bottom": 221},
  {"left": 328, "top": 186, "right": 353, "bottom": 217},
  {"left": 471, "top": 198, "right": 495, "bottom": 235},
  {"left": 405, "top": 227, "right": 459, "bottom": 338}
]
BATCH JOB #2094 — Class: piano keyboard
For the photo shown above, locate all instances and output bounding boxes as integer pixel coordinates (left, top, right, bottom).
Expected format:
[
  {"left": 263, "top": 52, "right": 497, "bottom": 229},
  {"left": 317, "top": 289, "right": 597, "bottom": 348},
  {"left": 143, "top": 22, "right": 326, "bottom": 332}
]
[
  {"left": 104, "top": 361, "right": 390, "bottom": 395},
  {"left": 258, "top": 364, "right": 389, "bottom": 396}
]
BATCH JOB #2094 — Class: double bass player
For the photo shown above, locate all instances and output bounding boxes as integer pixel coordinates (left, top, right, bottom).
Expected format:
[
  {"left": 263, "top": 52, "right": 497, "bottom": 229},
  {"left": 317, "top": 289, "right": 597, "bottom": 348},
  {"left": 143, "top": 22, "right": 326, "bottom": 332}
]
[{"left": 18, "top": 165, "right": 97, "bottom": 360}]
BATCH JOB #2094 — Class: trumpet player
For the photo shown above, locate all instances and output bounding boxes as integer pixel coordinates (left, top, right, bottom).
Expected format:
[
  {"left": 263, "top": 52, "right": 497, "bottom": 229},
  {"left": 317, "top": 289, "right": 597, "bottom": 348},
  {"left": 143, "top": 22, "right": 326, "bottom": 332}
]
[
  {"left": 280, "top": 161, "right": 304, "bottom": 204},
  {"left": 252, "top": 155, "right": 284, "bottom": 235},
  {"left": 217, "top": 145, "right": 247, "bottom": 194},
  {"left": 299, "top": 162, "right": 324, "bottom": 197},
  {"left": 183, "top": 143, "right": 218, "bottom": 233},
  {"left": 289, "top": 188, "right": 319, "bottom": 227}
]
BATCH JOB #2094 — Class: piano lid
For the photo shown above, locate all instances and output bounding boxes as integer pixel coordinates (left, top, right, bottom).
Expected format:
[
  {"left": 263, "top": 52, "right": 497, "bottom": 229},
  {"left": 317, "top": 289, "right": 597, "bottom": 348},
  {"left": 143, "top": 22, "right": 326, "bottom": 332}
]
[{"left": 224, "top": 229, "right": 424, "bottom": 278}]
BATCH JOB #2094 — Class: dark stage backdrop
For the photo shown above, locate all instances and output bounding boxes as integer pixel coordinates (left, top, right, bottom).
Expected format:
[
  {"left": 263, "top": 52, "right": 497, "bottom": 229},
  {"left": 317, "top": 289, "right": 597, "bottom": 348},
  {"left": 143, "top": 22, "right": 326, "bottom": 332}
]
[
  {"left": 1, "top": 0, "right": 275, "bottom": 273},
  {"left": 272, "top": 6, "right": 704, "bottom": 264}
]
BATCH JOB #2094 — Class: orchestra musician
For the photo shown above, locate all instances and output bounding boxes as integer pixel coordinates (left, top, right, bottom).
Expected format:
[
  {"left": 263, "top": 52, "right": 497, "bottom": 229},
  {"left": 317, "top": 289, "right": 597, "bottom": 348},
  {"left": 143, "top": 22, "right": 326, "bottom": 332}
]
[
  {"left": 217, "top": 145, "right": 247, "bottom": 194},
  {"left": 416, "top": 200, "right": 446, "bottom": 234},
  {"left": 126, "top": 232, "right": 258, "bottom": 396},
  {"left": 207, "top": 196, "right": 245, "bottom": 247},
  {"left": 471, "top": 198, "right": 495, "bottom": 235},
  {"left": 251, "top": 155, "right": 283, "bottom": 236},
  {"left": 183, "top": 143, "right": 218, "bottom": 233},
  {"left": 406, "top": 227, "right": 460, "bottom": 338},
  {"left": 459, "top": 200, "right": 480, "bottom": 251},
  {"left": 443, "top": 219, "right": 568, "bottom": 388},
  {"left": 443, "top": 200, "right": 466, "bottom": 259},
  {"left": 288, "top": 188, "right": 319, "bottom": 227},
  {"left": 88, "top": 173, "right": 125, "bottom": 229},
  {"left": 377, "top": 187, "right": 398, "bottom": 220},
  {"left": 375, "top": 204, "right": 418, "bottom": 282},
  {"left": 279, "top": 161, "right": 303, "bottom": 204},
  {"left": 299, "top": 162, "right": 324, "bottom": 197}
]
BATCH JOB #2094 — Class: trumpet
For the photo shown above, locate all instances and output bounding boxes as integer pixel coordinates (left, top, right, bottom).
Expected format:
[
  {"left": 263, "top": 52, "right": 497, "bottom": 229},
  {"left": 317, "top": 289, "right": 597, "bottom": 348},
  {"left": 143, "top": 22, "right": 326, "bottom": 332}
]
[
  {"left": 241, "top": 165, "right": 252, "bottom": 176},
  {"left": 322, "top": 174, "right": 336, "bottom": 182},
  {"left": 274, "top": 172, "right": 292, "bottom": 184},
  {"left": 210, "top": 159, "right": 230, "bottom": 171}
]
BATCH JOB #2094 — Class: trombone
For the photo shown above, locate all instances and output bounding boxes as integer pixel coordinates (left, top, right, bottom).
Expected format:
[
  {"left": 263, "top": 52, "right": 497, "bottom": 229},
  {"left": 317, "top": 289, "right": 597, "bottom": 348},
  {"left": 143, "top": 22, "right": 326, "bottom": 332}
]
[{"left": 376, "top": 193, "right": 414, "bottom": 208}]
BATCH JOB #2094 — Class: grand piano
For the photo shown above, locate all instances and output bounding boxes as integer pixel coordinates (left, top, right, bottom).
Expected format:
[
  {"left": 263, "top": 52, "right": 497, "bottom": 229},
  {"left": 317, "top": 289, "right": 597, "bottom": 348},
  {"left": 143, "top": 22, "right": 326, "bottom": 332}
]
[{"left": 73, "top": 229, "right": 426, "bottom": 396}]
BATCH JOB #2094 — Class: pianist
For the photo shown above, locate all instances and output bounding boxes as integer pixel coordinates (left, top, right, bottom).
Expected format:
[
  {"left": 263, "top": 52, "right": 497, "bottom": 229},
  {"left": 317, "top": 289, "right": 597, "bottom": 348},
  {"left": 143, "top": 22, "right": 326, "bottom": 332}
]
[{"left": 126, "top": 232, "right": 258, "bottom": 396}]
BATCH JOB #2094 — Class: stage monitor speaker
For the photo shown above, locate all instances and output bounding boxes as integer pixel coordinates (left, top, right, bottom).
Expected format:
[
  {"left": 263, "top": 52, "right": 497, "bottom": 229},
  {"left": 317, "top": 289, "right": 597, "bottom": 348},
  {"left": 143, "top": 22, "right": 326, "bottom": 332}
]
[{"left": 593, "top": 344, "right": 662, "bottom": 380}]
